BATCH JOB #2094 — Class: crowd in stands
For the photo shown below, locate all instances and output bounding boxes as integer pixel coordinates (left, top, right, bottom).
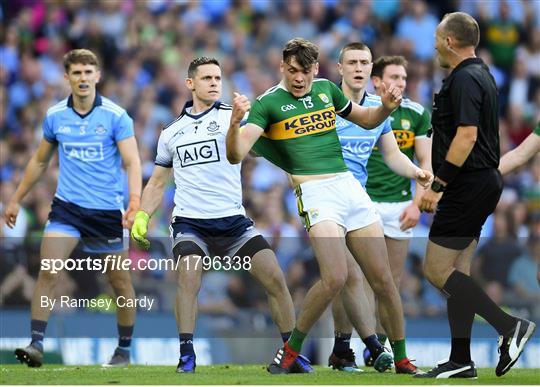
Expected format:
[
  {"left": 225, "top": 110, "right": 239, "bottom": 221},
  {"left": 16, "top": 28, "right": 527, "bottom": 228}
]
[{"left": 1, "top": 0, "right": 539, "bottom": 322}]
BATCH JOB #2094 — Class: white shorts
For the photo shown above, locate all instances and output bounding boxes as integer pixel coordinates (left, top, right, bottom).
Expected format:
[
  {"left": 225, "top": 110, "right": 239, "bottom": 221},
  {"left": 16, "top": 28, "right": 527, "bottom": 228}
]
[
  {"left": 295, "top": 172, "right": 380, "bottom": 232},
  {"left": 373, "top": 200, "right": 413, "bottom": 239}
]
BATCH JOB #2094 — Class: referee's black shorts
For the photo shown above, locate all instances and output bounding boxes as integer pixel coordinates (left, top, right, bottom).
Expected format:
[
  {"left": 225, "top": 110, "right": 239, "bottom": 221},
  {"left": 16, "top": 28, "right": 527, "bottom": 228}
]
[{"left": 429, "top": 168, "right": 503, "bottom": 250}]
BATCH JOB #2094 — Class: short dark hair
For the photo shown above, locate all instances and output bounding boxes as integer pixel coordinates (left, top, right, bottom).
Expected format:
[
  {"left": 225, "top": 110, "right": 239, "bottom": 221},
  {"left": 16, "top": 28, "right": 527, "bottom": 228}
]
[
  {"left": 63, "top": 49, "right": 99, "bottom": 72},
  {"left": 441, "top": 12, "right": 480, "bottom": 48},
  {"left": 188, "top": 57, "right": 220, "bottom": 78},
  {"left": 372, "top": 56, "right": 408, "bottom": 79},
  {"left": 283, "top": 38, "right": 319, "bottom": 69},
  {"left": 338, "top": 42, "right": 371, "bottom": 64}
]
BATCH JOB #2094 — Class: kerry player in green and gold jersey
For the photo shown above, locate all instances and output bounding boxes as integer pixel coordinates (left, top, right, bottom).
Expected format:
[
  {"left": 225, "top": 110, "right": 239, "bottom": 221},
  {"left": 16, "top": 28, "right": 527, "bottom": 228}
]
[
  {"left": 499, "top": 121, "right": 540, "bottom": 175},
  {"left": 362, "top": 56, "right": 432, "bottom": 364},
  {"left": 226, "top": 38, "right": 432, "bottom": 374}
]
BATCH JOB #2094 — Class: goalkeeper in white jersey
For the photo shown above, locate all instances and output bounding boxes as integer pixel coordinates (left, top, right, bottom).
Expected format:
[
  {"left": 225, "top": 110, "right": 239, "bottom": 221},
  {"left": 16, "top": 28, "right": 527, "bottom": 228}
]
[{"left": 130, "top": 57, "right": 311, "bottom": 374}]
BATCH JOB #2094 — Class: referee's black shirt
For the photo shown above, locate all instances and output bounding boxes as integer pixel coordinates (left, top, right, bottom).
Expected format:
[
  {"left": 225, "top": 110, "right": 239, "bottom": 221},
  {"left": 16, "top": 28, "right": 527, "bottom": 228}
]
[{"left": 431, "top": 57, "right": 499, "bottom": 173}]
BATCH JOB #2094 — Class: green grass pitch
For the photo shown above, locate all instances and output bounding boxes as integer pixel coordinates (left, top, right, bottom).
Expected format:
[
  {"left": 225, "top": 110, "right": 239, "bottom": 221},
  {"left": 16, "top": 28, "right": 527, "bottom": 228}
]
[{"left": 1, "top": 365, "right": 539, "bottom": 385}]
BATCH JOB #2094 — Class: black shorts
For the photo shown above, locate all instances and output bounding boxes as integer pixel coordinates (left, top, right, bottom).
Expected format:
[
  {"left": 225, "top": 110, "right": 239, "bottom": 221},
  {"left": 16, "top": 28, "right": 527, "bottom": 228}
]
[
  {"left": 429, "top": 168, "right": 503, "bottom": 250},
  {"left": 45, "top": 197, "right": 125, "bottom": 253},
  {"left": 170, "top": 215, "right": 268, "bottom": 258}
]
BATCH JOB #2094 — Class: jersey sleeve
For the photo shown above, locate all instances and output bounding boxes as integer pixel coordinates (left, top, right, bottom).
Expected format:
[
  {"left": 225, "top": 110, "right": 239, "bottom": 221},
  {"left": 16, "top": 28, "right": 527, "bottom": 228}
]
[
  {"left": 328, "top": 80, "right": 351, "bottom": 115},
  {"left": 415, "top": 108, "right": 431, "bottom": 137},
  {"left": 247, "top": 99, "right": 269, "bottom": 131},
  {"left": 114, "top": 112, "right": 135, "bottom": 142},
  {"left": 450, "top": 72, "right": 482, "bottom": 128},
  {"left": 155, "top": 131, "right": 172, "bottom": 168},
  {"left": 381, "top": 117, "right": 392, "bottom": 135},
  {"left": 534, "top": 121, "right": 540, "bottom": 136},
  {"left": 42, "top": 115, "right": 57, "bottom": 143}
]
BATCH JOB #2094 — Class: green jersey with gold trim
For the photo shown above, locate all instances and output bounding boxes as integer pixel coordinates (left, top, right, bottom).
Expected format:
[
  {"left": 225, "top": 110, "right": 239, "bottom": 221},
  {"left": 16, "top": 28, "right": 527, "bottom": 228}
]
[
  {"left": 249, "top": 79, "right": 351, "bottom": 175},
  {"left": 365, "top": 98, "right": 431, "bottom": 202}
]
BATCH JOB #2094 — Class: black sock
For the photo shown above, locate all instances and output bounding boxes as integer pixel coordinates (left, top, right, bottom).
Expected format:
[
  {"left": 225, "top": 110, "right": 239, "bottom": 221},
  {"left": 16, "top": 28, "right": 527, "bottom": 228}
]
[
  {"left": 179, "top": 333, "right": 194, "bottom": 357},
  {"left": 447, "top": 296, "right": 473, "bottom": 363},
  {"left": 443, "top": 271, "right": 515, "bottom": 335},
  {"left": 30, "top": 320, "right": 47, "bottom": 350},
  {"left": 281, "top": 331, "right": 292, "bottom": 343},
  {"left": 333, "top": 332, "right": 352, "bottom": 354},
  {"left": 118, "top": 324, "right": 134, "bottom": 350},
  {"left": 362, "top": 334, "right": 383, "bottom": 355}
]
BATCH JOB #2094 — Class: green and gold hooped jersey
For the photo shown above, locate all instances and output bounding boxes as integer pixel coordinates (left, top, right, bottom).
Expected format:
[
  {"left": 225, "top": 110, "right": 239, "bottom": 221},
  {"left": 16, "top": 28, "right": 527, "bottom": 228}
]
[
  {"left": 249, "top": 79, "right": 351, "bottom": 175},
  {"left": 366, "top": 99, "right": 431, "bottom": 202},
  {"left": 535, "top": 121, "right": 540, "bottom": 136}
]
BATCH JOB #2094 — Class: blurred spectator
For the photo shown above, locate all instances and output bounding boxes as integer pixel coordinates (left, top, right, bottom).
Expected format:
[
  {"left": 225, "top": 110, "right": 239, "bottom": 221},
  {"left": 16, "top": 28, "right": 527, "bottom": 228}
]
[
  {"left": 508, "top": 235, "right": 540, "bottom": 320},
  {"left": 270, "top": 0, "right": 317, "bottom": 48},
  {"left": 2, "top": 0, "right": 539, "bottom": 322},
  {"left": 472, "top": 209, "right": 523, "bottom": 293},
  {"left": 483, "top": 1, "right": 523, "bottom": 73},
  {"left": 395, "top": 0, "right": 438, "bottom": 61}
]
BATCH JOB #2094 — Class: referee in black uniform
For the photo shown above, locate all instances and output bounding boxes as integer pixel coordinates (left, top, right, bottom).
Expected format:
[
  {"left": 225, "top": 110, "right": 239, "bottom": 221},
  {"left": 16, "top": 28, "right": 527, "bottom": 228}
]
[{"left": 416, "top": 12, "right": 536, "bottom": 379}]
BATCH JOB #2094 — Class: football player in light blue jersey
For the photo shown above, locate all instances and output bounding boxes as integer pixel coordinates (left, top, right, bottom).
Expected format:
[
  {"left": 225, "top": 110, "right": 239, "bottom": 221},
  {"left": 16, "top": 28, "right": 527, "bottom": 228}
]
[
  {"left": 4, "top": 49, "right": 142, "bottom": 368},
  {"left": 337, "top": 94, "right": 392, "bottom": 186},
  {"left": 328, "top": 42, "right": 432, "bottom": 375}
]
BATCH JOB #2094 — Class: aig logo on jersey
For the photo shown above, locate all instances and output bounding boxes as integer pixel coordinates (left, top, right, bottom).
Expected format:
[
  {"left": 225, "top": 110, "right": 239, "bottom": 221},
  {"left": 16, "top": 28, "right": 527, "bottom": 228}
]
[
  {"left": 63, "top": 142, "right": 104, "bottom": 162},
  {"left": 177, "top": 139, "right": 220, "bottom": 167}
]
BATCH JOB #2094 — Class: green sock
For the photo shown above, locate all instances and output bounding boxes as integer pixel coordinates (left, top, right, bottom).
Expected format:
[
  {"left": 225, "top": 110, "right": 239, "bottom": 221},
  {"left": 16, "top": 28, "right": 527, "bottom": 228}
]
[
  {"left": 377, "top": 333, "right": 387, "bottom": 346},
  {"left": 390, "top": 339, "right": 407, "bottom": 362},
  {"left": 287, "top": 328, "right": 307, "bottom": 353}
]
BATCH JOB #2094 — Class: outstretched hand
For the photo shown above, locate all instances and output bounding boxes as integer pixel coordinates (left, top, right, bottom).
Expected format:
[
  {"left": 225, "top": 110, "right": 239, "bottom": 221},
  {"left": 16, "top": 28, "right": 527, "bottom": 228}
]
[
  {"left": 414, "top": 169, "right": 434, "bottom": 188},
  {"left": 380, "top": 82, "right": 402, "bottom": 111}
]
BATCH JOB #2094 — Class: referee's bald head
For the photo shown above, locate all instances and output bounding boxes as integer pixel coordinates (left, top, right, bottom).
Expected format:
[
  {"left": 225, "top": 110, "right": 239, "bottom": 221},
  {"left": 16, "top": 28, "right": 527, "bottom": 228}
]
[{"left": 440, "top": 12, "right": 480, "bottom": 49}]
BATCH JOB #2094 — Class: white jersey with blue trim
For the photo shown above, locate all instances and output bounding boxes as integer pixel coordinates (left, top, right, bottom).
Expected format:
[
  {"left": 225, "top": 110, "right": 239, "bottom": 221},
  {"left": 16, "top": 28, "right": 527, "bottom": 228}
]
[
  {"left": 336, "top": 92, "right": 392, "bottom": 187},
  {"left": 155, "top": 101, "right": 245, "bottom": 219},
  {"left": 42, "top": 94, "right": 134, "bottom": 210}
]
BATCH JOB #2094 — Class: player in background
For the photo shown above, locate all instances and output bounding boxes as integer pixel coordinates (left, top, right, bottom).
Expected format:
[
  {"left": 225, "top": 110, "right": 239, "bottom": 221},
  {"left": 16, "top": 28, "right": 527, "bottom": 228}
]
[
  {"left": 226, "top": 38, "right": 431, "bottom": 374},
  {"left": 4, "top": 49, "right": 142, "bottom": 368},
  {"left": 499, "top": 122, "right": 540, "bottom": 175},
  {"left": 362, "top": 55, "right": 432, "bottom": 366},
  {"left": 130, "top": 57, "right": 310, "bottom": 374},
  {"left": 328, "top": 43, "right": 430, "bottom": 374}
]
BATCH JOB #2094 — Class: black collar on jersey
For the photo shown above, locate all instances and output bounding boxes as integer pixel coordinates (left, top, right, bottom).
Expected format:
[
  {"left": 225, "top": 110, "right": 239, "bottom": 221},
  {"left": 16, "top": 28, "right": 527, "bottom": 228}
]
[
  {"left": 67, "top": 93, "right": 103, "bottom": 119},
  {"left": 180, "top": 100, "right": 224, "bottom": 119},
  {"left": 358, "top": 92, "right": 367, "bottom": 106},
  {"left": 450, "top": 57, "right": 484, "bottom": 76}
]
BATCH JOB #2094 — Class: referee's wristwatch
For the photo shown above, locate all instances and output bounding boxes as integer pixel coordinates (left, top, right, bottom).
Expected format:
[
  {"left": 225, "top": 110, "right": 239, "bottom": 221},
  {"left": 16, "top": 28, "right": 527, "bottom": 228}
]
[{"left": 430, "top": 180, "right": 446, "bottom": 193}]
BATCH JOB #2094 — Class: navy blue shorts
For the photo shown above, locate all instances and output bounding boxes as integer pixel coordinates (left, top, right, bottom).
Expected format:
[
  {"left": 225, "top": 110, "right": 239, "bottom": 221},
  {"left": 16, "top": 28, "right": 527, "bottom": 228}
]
[
  {"left": 170, "top": 215, "right": 262, "bottom": 258},
  {"left": 45, "top": 197, "right": 125, "bottom": 253}
]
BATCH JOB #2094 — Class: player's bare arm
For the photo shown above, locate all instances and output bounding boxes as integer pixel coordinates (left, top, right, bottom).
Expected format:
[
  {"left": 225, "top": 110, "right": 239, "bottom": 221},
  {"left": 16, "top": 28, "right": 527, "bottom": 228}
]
[
  {"left": 346, "top": 82, "right": 402, "bottom": 129},
  {"left": 499, "top": 132, "right": 540, "bottom": 175},
  {"left": 139, "top": 166, "right": 172, "bottom": 217},
  {"left": 4, "top": 139, "right": 57, "bottom": 228},
  {"left": 226, "top": 92, "right": 263, "bottom": 164},
  {"left": 118, "top": 136, "right": 142, "bottom": 229},
  {"left": 378, "top": 131, "right": 433, "bottom": 187},
  {"left": 399, "top": 136, "right": 432, "bottom": 230}
]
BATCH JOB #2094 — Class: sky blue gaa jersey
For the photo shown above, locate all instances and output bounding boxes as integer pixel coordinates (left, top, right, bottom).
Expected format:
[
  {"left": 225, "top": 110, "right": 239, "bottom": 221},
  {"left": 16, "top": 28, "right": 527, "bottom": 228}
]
[
  {"left": 42, "top": 94, "right": 134, "bottom": 210},
  {"left": 336, "top": 92, "right": 392, "bottom": 187}
]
